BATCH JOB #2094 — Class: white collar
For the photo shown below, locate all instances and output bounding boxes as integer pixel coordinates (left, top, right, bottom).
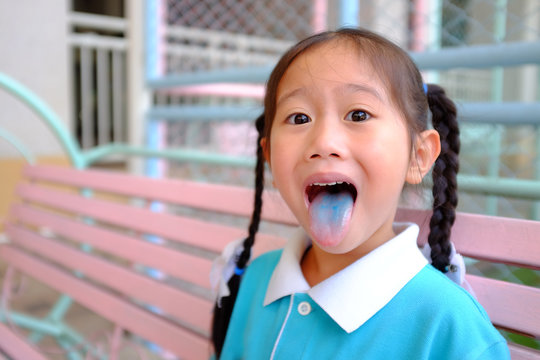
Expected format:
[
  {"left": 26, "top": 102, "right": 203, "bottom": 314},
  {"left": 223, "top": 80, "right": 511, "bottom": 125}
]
[{"left": 263, "top": 223, "right": 428, "bottom": 333}]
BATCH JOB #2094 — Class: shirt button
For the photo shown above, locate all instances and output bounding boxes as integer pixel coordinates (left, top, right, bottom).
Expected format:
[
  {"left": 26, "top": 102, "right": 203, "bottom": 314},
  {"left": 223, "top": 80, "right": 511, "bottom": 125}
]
[{"left": 297, "top": 301, "right": 312, "bottom": 316}]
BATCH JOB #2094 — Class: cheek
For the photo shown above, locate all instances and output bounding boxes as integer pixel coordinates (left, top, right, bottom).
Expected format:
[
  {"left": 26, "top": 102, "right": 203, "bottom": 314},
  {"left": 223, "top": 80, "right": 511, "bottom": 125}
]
[
  {"left": 268, "top": 136, "right": 287, "bottom": 180},
  {"left": 268, "top": 129, "right": 289, "bottom": 165},
  {"left": 366, "top": 129, "right": 412, "bottom": 180},
  {"left": 268, "top": 134, "right": 303, "bottom": 204}
]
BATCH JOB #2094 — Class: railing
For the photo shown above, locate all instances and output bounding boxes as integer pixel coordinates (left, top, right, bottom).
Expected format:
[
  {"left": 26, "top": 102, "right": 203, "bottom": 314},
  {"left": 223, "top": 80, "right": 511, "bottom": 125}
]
[
  {"left": 0, "top": 73, "right": 250, "bottom": 171},
  {"left": 67, "top": 12, "right": 128, "bottom": 150},
  {"left": 2, "top": 57, "right": 540, "bottom": 201}
]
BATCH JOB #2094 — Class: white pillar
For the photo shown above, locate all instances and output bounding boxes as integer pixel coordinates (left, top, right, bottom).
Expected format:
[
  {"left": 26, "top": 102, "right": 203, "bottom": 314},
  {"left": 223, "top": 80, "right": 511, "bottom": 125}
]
[
  {"left": 126, "top": 0, "right": 151, "bottom": 174},
  {"left": 372, "top": 0, "right": 409, "bottom": 47}
]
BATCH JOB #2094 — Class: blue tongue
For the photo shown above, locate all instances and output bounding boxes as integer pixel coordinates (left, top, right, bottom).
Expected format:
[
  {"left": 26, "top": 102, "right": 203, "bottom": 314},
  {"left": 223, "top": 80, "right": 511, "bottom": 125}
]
[{"left": 308, "top": 191, "right": 354, "bottom": 247}]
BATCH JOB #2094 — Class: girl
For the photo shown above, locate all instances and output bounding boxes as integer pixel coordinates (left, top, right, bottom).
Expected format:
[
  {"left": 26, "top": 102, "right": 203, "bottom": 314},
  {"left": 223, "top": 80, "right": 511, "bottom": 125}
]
[{"left": 211, "top": 28, "right": 510, "bottom": 359}]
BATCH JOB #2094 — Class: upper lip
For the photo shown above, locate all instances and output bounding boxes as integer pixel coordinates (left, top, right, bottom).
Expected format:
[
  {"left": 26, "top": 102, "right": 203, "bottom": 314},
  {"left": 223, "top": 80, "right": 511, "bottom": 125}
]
[{"left": 303, "top": 172, "right": 356, "bottom": 189}]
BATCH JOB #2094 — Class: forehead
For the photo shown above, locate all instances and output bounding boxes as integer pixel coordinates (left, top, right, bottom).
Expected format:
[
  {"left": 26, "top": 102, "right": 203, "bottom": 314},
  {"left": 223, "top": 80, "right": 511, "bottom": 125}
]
[{"left": 276, "top": 39, "right": 388, "bottom": 102}]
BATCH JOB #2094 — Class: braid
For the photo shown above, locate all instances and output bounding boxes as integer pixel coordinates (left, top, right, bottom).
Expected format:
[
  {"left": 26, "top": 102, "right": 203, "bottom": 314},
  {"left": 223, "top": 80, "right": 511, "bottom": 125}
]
[
  {"left": 211, "top": 114, "right": 266, "bottom": 357},
  {"left": 426, "top": 84, "right": 460, "bottom": 273},
  {"left": 237, "top": 114, "right": 266, "bottom": 268}
]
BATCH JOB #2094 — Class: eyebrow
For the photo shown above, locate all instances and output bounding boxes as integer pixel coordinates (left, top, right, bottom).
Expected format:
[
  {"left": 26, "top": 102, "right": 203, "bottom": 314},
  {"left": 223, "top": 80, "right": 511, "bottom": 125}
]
[
  {"left": 276, "top": 87, "right": 307, "bottom": 107},
  {"left": 276, "top": 83, "right": 383, "bottom": 107},
  {"left": 341, "top": 83, "right": 383, "bottom": 101}
]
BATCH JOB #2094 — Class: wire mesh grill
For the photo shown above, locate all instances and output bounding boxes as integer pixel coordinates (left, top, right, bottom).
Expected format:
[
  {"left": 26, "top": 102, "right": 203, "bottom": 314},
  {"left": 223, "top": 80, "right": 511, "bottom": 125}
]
[
  {"left": 158, "top": 0, "right": 540, "bottom": 214},
  {"left": 166, "top": 0, "right": 314, "bottom": 40}
]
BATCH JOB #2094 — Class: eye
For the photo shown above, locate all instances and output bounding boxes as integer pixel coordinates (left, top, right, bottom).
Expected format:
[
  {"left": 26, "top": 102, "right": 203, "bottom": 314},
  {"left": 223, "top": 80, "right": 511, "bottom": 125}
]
[
  {"left": 286, "top": 113, "right": 311, "bottom": 125},
  {"left": 345, "top": 110, "right": 370, "bottom": 122}
]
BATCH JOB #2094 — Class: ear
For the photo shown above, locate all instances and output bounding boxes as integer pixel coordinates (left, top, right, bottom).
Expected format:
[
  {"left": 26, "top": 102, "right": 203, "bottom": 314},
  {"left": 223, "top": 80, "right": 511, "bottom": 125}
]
[
  {"left": 406, "top": 129, "right": 441, "bottom": 184},
  {"left": 260, "top": 137, "right": 277, "bottom": 186},
  {"left": 260, "top": 137, "right": 270, "bottom": 166}
]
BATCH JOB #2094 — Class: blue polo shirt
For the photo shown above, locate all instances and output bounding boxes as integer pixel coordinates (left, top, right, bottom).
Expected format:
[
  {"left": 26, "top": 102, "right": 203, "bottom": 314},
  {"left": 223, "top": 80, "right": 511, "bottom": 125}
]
[{"left": 220, "top": 223, "right": 510, "bottom": 359}]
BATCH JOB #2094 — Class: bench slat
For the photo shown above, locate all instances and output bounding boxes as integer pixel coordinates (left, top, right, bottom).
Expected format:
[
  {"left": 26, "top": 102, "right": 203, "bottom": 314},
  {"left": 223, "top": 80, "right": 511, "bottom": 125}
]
[
  {"left": 23, "top": 165, "right": 297, "bottom": 225},
  {"left": 17, "top": 183, "right": 286, "bottom": 257},
  {"left": 467, "top": 274, "right": 540, "bottom": 338},
  {"left": 22, "top": 166, "right": 540, "bottom": 267},
  {"left": 6, "top": 224, "right": 213, "bottom": 332},
  {"left": 451, "top": 212, "right": 540, "bottom": 269},
  {"left": 8, "top": 165, "right": 539, "bottom": 357},
  {"left": 0, "top": 322, "right": 48, "bottom": 360},
  {"left": 396, "top": 208, "right": 540, "bottom": 269},
  {"left": 17, "top": 183, "right": 244, "bottom": 253},
  {"left": 509, "top": 343, "right": 540, "bottom": 360},
  {"left": 0, "top": 246, "right": 211, "bottom": 360},
  {"left": 11, "top": 204, "right": 213, "bottom": 288}
]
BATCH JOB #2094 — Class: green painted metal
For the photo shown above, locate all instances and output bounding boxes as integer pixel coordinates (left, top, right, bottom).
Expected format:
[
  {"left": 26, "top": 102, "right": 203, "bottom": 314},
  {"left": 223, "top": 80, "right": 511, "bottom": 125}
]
[
  {"left": 49, "top": 295, "right": 75, "bottom": 323},
  {"left": 0, "top": 311, "right": 62, "bottom": 337},
  {"left": 28, "top": 330, "right": 45, "bottom": 344},
  {"left": 146, "top": 41, "right": 540, "bottom": 89},
  {"left": 458, "top": 174, "right": 540, "bottom": 200},
  {"left": 82, "top": 143, "right": 255, "bottom": 168},
  {"left": 534, "top": 64, "right": 540, "bottom": 220},
  {"left": 534, "top": 125, "right": 540, "bottom": 220},
  {"left": 411, "top": 39, "right": 540, "bottom": 70},
  {"left": 56, "top": 336, "right": 84, "bottom": 360},
  {"left": 146, "top": 102, "right": 540, "bottom": 125},
  {"left": 147, "top": 104, "right": 263, "bottom": 121},
  {"left": 458, "top": 103, "right": 540, "bottom": 125},
  {"left": 147, "top": 102, "right": 540, "bottom": 125},
  {"left": 2, "top": 70, "right": 540, "bottom": 203},
  {"left": 0, "top": 127, "right": 36, "bottom": 164},
  {"left": 0, "top": 73, "right": 84, "bottom": 169},
  {"left": 80, "top": 144, "right": 540, "bottom": 200},
  {"left": 57, "top": 322, "right": 107, "bottom": 360},
  {"left": 146, "top": 65, "right": 274, "bottom": 88},
  {"left": 27, "top": 294, "right": 74, "bottom": 344}
]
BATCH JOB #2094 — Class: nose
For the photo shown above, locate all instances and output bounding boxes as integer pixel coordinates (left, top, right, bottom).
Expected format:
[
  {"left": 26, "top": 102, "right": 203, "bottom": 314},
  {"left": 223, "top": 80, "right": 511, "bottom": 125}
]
[{"left": 306, "top": 119, "right": 347, "bottom": 160}]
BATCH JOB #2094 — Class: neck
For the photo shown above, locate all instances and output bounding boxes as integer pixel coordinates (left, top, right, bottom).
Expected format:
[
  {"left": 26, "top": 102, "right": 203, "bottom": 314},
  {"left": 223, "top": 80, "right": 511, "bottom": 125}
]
[
  {"left": 300, "top": 226, "right": 397, "bottom": 287},
  {"left": 300, "top": 247, "right": 354, "bottom": 286}
]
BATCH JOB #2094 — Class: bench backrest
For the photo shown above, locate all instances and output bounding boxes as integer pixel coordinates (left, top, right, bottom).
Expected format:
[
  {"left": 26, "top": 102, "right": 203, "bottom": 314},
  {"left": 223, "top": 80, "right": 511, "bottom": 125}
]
[{"left": 2, "top": 165, "right": 539, "bottom": 359}]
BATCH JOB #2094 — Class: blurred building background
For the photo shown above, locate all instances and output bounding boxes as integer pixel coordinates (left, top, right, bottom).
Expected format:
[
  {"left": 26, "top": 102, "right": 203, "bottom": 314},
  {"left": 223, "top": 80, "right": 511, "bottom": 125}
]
[{"left": 2, "top": 0, "right": 539, "bottom": 218}]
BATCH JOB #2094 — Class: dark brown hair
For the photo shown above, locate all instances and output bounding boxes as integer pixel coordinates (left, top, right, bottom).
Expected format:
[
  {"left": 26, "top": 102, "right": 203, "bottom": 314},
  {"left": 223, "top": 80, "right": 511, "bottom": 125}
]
[{"left": 212, "top": 28, "right": 460, "bottom": 357}]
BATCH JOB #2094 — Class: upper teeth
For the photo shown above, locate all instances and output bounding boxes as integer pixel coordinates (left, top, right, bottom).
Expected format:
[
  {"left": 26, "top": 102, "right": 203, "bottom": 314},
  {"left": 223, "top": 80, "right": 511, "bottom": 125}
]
[{"left": 312, "top": 181, "right": 344, "bottom": 186}]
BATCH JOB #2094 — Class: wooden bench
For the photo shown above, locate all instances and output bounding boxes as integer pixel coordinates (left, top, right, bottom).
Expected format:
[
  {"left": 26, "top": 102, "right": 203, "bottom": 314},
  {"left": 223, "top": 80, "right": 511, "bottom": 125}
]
[{"left": 0, "top": 164, "right": 539, "bottom": 359}]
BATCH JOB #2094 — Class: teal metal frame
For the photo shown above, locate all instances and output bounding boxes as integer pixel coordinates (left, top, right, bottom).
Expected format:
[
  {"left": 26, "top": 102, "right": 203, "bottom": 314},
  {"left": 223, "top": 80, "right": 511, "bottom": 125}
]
[
  {"left": 3, "top": 71, "right": 539, "bottom": 201},
  {"left": 0, "top": 127, "right": 36, "bottom": 165},
  {"left": 0, "top": 72, "right": 253, "bottom": 359},
  {"left": 0, "top": 73, "right": 251, "bottom": 170}
]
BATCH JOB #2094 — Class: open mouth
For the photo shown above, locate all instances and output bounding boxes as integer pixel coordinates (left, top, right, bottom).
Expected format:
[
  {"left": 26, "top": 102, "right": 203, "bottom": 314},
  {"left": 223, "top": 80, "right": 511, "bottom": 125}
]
[
  {"left": 306, "top": 182, "right": 358, "bottom": 204},
  {"left": 305, "top": 180, "right": 357, "bottom": 247}
]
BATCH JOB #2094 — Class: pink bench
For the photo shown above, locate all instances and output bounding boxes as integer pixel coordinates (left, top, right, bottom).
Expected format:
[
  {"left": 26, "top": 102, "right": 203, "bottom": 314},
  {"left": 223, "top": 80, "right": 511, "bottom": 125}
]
[{"left": 0, "top": 164, "right": 539, "bottom": 359}]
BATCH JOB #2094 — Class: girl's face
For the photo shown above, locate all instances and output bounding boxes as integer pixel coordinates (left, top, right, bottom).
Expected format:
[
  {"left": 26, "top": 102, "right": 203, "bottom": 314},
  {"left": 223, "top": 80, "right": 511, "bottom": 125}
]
[{"left": 265, "top": 40, "right": 426, "bottom": 258}]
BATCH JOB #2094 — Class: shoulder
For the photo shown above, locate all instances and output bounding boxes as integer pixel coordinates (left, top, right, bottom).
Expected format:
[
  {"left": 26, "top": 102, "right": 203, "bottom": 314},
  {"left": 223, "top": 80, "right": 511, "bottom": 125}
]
[
  {"left": 244, "top": 249, "right": 283, "bottom": 281},
  {"left": 236, "top": 249, "right": 283, "bottom": 297},
  {"left": 221, "top": 249, "right": 288, "bottom": 359},
  {"left": 396, "top": 265, "right": 510, "bottom": 359},
  {"left": 405, "top": 265, "right": 493, "bottom": 326},
  {"left": 226, "top": 249, "right": 283, "bottom": 333},
  {"left": 250, "top": 249, "right": 283, "bottom": 271},
  {"left": 410, "top": 265, "right": 489, "bottom": 318}
]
